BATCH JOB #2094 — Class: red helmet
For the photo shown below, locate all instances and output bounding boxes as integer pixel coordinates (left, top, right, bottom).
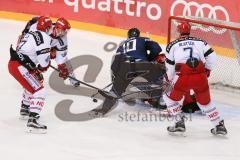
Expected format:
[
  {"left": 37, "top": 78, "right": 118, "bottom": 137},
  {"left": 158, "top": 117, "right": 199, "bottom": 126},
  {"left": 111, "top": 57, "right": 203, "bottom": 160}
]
[
  {"left": 177, "top": 22, "right": 191, "bottom": 35},
  {"left": 37, "top": 16, "right": 52, "bottom": 33},
  {"left": 53, "top": 17, "right": 71, "bottom": 37},
  {"left": 55, "top": 18, "right": 71, "bottom": 30}
]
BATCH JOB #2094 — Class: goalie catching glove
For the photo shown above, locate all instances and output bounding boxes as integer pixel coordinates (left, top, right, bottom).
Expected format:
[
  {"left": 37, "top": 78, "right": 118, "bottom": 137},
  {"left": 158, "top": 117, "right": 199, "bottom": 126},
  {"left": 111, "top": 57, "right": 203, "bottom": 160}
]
[{"left": 58, "top": 63, "right": 69, "bottom": 80}]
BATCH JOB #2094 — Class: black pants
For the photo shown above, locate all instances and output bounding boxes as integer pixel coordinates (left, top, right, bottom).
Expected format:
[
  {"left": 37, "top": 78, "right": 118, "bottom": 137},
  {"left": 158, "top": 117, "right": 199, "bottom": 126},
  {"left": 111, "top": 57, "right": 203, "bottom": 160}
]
[
  {"left": 111, "top": 60, "right": 165, "bottom": 97},
  {"left": 95, "top": 56, "right": 166, "bottom": 115}
]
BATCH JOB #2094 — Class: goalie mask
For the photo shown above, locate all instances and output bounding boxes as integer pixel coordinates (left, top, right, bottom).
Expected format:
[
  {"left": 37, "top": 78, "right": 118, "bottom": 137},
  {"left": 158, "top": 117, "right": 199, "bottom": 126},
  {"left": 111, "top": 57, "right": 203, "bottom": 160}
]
[
  {"left": 128, "top": 28, "right": 140, "bottom": 38},
  {"left": 53, "top": 17, "right": 71, "bottom": 38}
]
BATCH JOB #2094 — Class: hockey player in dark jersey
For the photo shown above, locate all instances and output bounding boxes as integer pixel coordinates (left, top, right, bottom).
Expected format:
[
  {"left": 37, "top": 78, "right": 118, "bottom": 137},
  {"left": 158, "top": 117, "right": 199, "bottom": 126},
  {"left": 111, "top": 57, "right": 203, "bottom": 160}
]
[
  {"left": 111, "top": 28, "right": 166, "bottom": 107},
  {"left": 92, "top": 28, "right": 166, "bottom": 115}
]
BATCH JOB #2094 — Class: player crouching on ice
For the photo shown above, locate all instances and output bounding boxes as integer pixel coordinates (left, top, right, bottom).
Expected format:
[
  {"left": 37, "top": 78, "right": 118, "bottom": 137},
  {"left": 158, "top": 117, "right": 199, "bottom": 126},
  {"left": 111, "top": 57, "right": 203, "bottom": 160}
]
[
  {"left": 110, "top": 28, "right": 166, "bottom": 107},
  {"left": 164, "top": 22, "right": 227, "bottom": 135},
  {"left": 8, "top": 16, "right": 53, "bottom": 133}
]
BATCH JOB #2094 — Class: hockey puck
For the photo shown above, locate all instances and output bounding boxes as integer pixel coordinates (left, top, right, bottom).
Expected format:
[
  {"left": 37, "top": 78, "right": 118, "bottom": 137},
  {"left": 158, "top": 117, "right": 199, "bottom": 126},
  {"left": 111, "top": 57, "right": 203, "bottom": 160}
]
[{"left": 93, "top": 98, "right": 98, "bottom": 103}]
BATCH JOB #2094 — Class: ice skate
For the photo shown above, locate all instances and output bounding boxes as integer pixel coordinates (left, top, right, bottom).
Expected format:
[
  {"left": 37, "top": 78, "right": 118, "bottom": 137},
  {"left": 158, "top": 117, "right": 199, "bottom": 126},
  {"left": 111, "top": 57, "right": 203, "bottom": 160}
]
[
  {"left": 211, "top": 120, "right": 227, "bottom": 136},
  {"left": 26, "top": 113, "right": 47, "bottom": 134},
  {"left": 19, "top": 102, "right": 29, "bottom": 120},
  {"left": 167, "top": 116, "right": 186, "bottom": 136}
]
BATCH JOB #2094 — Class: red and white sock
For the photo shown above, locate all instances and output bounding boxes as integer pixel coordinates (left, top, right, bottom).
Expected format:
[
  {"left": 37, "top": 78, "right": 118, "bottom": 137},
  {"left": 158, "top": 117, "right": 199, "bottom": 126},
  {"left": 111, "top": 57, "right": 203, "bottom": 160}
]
[
  {"left": 163, "top": 94, "right": 182, "bottom": 116},
  {"left": 29, "top": 88, "right": 45, "bottom": 114},
  {"left": 22, "top": 90, "right": 32, "bottom": 106},
  {"left": 198, "top": 102, "right": 223, "bottom": 126}
]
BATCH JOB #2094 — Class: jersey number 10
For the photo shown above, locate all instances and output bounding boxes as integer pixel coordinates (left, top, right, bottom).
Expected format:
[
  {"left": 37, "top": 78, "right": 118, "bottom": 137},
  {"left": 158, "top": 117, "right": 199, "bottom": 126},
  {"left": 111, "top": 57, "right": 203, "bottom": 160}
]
[{"left": 123, "top": 39, "right": 137, "bottom": 53}]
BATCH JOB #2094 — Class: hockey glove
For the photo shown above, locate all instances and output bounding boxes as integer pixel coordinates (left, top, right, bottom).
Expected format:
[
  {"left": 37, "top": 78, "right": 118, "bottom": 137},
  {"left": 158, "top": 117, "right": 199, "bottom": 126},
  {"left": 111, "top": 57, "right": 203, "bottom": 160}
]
[
  {"left": 37, "top": 62, "right": 50, "bottom": 72},
  {"left": 155, "top": 54, "right": 166, "bottom": 72},
  {"left": 205, "top": 68, "right": 211, "bottom": 78},
  {"left": 154, "top": 54, "right": 166, "bottom": 63},
  {"left": 30, "top": 69, "right": 44, "bottom": 84},
  {"left": 58, "top": 63, "right": 69, "bottom": 80}
]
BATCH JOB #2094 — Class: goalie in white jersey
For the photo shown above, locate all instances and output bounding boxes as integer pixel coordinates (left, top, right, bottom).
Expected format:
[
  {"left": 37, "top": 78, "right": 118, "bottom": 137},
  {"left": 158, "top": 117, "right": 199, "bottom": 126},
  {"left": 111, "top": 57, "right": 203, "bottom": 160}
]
[
  {"left": 164, "top": 22, "right": 227, "bottom": 135},
  {"left": 8, "top": 16, "right": 52, "bottom": 133}
]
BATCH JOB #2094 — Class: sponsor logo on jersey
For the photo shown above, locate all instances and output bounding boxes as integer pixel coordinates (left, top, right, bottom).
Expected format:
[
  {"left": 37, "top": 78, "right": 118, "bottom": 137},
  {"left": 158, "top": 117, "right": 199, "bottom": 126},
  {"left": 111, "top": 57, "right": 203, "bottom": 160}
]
[
  {"left": 22, "top": 71, "right": 41, "bottom": 90},
  {"left": 29, "top": 31, "right": 44, "bottom": 46},
  {"left": 36, "top": 48, "right": 51, "bottom": 55}
]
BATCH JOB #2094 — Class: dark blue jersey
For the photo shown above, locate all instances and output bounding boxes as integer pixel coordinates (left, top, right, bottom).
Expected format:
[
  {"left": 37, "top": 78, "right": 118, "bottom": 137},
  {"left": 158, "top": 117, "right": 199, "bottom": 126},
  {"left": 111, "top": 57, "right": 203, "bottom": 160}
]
[{"left": 116, "top": 37, "right": 162, "bottom": 61}]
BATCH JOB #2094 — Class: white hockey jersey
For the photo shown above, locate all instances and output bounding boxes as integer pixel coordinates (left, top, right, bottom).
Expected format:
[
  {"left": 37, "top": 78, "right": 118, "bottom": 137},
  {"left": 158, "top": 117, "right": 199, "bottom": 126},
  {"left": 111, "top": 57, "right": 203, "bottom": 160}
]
[
  {"left": 29, "top": 22, "right": 68, "bottom": 65},
  {"left": 165, "top": 36, "right": 217, "bottom": 80},
  {"left": 51, "top": 35, "right": 68, "bottom": 65},
  {"left": 17, "top": 25, "right": 51, "bottom": 68}
]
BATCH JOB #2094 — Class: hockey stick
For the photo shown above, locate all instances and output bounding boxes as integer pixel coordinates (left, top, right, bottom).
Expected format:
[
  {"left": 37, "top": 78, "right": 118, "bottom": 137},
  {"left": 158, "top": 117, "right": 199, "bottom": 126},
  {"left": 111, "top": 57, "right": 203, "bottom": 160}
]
[
  {"left": 50, "top": 65, "right": 117, "bottom": 100},
  {"left": 90, "top": 82, "right": 113, "bottom": 99},
  {"left": 51, "top": 64, "right": 160, "bottom": 101}
]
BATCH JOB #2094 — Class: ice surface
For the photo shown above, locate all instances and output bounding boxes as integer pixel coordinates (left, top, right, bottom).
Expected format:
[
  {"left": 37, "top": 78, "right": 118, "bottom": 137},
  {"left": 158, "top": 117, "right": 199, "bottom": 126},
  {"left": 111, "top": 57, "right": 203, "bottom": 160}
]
[{"left": 0, "top": 19, "right": 239, "bottom": 160}]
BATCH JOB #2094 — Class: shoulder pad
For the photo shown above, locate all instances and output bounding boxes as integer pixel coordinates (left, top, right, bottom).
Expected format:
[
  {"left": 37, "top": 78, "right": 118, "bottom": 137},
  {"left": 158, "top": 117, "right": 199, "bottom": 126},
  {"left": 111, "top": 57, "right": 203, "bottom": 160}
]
[
  {"left": 29, "top": 31, "right": 44, "bottom": 46},
  {"left": 166, "top": 39, "right": 180, "bottom": 53}
]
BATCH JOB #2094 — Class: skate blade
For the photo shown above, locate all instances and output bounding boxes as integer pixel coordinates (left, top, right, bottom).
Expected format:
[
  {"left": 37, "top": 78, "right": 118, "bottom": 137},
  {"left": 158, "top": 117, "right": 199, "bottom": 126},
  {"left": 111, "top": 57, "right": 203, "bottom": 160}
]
[
  {"left": 168, "top": 131, "right": 187, "bottom": 137},
  {"left": 19, "top": 115, "right": 29, "bottom": 120},
  {"left": 26, "top": 127, "right": 47, "bottom": 134},
  {"left": 211, "top": 131, "right": 227, "bottom": 137}
]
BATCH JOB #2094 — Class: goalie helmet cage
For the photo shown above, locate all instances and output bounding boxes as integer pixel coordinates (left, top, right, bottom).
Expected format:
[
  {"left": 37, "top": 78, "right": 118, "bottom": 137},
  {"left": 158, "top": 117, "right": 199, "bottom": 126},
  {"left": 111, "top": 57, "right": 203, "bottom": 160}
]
[{"left": 168, "top": 16, "right": 240, "bottom": 92}]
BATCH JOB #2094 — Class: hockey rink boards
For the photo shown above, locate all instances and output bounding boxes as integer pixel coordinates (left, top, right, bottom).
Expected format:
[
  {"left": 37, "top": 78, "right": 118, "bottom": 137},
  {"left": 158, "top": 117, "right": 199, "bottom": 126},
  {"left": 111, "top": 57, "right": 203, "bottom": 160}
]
[{"left": 0, "top": 19, "right": 240, "bottom": 160}]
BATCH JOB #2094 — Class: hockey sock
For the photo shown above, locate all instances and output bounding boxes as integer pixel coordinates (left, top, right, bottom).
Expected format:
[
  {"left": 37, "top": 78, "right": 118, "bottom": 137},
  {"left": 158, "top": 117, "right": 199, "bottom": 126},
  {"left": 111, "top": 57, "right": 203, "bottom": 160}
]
[
  {"left": 29, "top": 88, "right": 45, "bottom": 114},
  {"left": 198, "top": 102, "right": 223, "bottom": 126},
  {"left": 22, "top": 90, "right": 32, "bottom": 106},
  {"left": 163, "top": 94, "right": 182, "bottom": 121}
]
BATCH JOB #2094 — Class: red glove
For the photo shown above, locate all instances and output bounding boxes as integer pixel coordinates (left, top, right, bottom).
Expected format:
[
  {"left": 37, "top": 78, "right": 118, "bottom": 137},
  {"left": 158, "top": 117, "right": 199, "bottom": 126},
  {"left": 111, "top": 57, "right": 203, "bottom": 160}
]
[
  {"left": 154, "top": 54, "right": 166, "bottom": 63},
  {"left": 58, "top": 63, "right": 69, "bottom": 80},
  {"left": 205, "top": 68, "right": 211, "bottom": 78}
]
